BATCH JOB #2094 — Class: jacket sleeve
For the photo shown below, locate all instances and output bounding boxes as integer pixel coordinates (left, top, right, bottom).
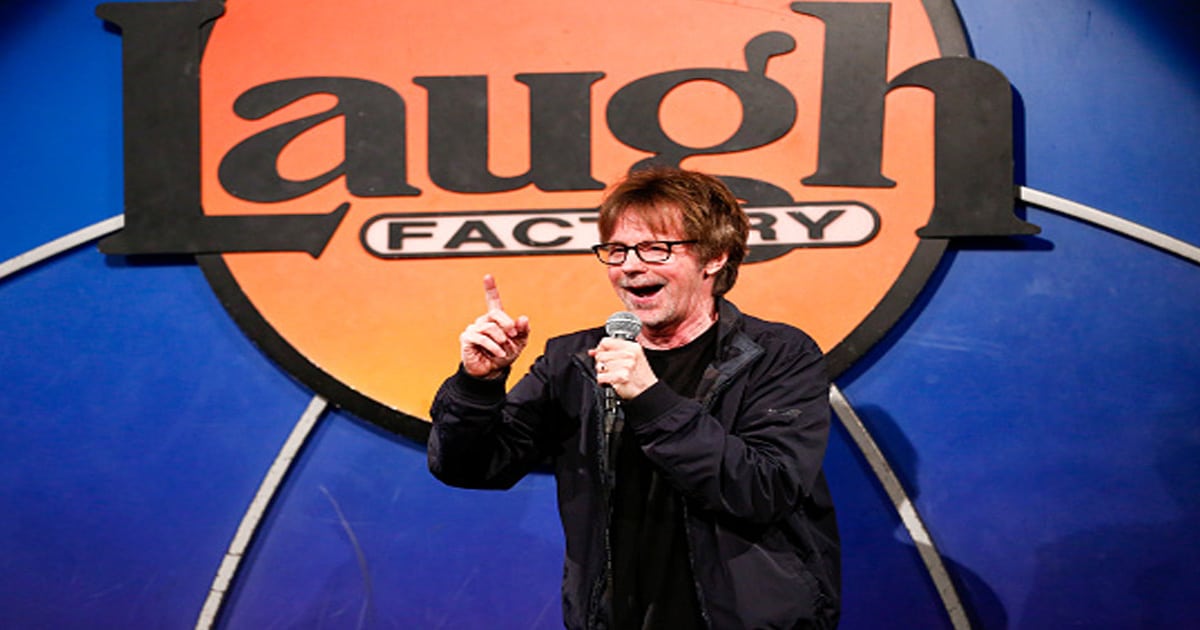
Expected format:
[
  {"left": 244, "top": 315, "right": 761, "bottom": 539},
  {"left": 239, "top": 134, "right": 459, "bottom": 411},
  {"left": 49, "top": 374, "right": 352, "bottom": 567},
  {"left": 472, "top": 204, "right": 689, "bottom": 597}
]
[
  {"left": 427, "top": 353, "right": 567, "bottom": 490},
  {"left": 621, "top": 329, "right": 831, "bottom": 524}
]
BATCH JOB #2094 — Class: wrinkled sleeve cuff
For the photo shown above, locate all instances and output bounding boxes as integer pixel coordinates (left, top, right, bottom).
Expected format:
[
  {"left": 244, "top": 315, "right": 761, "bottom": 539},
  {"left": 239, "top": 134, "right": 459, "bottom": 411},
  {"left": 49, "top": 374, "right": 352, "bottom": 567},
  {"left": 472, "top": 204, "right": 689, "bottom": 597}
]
[
  {"left": 622, "top": 381, "right": 686, "bottom": 430},
  {"left": 450, "top": 364, "right": 509, "bottom": 402}
]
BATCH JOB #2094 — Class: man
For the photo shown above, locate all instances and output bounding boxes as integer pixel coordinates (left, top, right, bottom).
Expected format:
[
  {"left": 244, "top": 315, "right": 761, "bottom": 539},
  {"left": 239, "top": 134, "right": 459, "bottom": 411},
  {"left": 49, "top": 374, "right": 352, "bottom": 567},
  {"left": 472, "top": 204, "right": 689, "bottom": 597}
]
[{"left": 429, "top": 167, "right": 839, "bottom": 629}]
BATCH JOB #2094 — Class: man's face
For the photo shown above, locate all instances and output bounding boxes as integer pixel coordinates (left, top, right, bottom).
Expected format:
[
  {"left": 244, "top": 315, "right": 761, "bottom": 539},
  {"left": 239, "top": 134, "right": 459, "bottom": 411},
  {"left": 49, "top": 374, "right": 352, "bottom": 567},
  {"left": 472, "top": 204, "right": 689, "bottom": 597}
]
[{"left": 605, "top": 209, "right": 726, "bottom": 343}]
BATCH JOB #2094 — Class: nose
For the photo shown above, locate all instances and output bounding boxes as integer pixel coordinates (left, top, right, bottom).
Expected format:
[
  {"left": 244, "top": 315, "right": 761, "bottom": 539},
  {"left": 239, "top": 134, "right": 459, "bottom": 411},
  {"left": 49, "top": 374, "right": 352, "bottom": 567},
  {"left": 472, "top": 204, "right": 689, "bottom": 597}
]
[{"left": 618, "top": 251, "right": 648, "bottom": 272}]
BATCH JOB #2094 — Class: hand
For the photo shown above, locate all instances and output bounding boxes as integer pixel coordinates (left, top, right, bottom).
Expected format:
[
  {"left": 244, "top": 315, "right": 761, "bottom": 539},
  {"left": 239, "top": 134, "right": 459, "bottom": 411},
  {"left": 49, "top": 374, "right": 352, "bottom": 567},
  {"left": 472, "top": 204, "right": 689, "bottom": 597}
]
[
  {"left": 590, "top": 337, "right": 657, "bottom": 400},
  {"left": 459, "top": 274, "right": 531, "bottom": 379}
]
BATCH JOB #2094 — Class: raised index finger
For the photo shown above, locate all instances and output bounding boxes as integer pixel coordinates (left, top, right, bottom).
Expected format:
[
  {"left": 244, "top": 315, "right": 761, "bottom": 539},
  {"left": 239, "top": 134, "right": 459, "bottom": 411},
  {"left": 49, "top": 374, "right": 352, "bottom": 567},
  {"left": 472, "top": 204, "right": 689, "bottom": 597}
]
[{"left": 482, "top": 274, "right": 504, "bottom": 313}]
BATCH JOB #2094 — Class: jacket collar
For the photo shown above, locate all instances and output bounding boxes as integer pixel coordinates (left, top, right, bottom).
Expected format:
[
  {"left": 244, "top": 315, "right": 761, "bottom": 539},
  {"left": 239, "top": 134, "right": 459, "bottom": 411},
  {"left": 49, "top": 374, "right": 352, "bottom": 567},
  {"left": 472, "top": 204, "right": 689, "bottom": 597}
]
[
  {"left": 696, "top": 298, "right": 762, "bottom": 409},
  {"left": 572, "top": 298, "right": 758, "bottom": 381}
]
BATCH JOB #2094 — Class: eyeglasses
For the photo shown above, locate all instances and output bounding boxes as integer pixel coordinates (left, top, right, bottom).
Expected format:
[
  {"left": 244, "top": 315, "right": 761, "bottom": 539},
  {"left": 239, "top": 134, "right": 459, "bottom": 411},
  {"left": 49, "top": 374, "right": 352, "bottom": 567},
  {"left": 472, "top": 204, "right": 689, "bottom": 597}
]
[{"left": 591, "top": 240, "right": 698, "bottom": 265}]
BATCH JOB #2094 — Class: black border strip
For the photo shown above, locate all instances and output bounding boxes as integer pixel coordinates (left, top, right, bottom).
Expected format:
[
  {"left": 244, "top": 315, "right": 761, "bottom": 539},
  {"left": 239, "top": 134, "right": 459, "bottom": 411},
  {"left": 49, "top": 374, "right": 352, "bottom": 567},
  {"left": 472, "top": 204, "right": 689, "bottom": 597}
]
[{"left": 820, "top": 0, "right": 968, "bottom": 377}]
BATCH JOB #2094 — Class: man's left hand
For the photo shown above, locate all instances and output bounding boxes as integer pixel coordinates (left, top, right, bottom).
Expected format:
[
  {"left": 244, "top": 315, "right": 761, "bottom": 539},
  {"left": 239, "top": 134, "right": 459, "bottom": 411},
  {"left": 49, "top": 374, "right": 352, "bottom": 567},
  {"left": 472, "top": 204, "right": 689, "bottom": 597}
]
[{"left": 590, "top": 338, "right": 657, "bottom": 400}]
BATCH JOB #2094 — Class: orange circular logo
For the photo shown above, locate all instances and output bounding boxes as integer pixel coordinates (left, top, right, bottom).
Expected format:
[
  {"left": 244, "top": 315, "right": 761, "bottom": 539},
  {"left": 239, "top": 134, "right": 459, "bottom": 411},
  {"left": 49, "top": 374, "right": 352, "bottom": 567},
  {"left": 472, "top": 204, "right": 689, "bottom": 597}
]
[{"left": 104, "top": 0, "right": 1033, "bottom": 438}]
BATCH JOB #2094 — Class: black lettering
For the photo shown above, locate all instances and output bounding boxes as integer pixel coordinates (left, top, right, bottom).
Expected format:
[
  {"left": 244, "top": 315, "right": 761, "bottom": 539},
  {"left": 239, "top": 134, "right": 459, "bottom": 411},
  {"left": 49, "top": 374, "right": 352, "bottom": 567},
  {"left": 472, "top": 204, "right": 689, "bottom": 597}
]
[
  {"left": 446, "top": 221, "right": 505, "bottom": 249},
  {"left": 607, "top": 32, "right": 797, "bottom": 170},
  {"left": 95, "top": 0, "right": 345, "bottom": 257},
  {"left": 388, "top": 221, "right": 437, "bottom": 250},
  {"left": 794, "top": 2, "right": 1038, "bottom": 237},
  {"left": 792, "top": 2, "right": 895, "bottom": 187},
  {"left": 747, "top": 212, "right": 779, "bottom": 241},
  {"left": 514, "top": 217, "right": 572, "bottom": 248},
  {"left": 416, "top": 73, "right": 605, "bottom": 193},
  {"left": 789, "top": 209, "right": 845, "bottom": 240},
  {"left": 893, "top": 57, "right": 1040, "bottom": 237},
  {"left": 219, "top": 77, "right": 420, "bottom": 202}
]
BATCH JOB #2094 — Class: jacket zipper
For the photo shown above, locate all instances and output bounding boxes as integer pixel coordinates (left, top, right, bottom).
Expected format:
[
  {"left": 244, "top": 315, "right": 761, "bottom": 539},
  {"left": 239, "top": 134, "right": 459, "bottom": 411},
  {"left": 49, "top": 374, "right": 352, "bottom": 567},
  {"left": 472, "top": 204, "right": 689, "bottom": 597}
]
[
  {"left": 683, "top": 330, "right": 760, "bottom": 629},
  {"left": 581, "top": 323, "right": 756, "bottom": 629},
  {"left": 575, "top": 350, "right": 614, "bottom": 630},
  {"left": 682, "top": 370, "right": 737, "bottom": 630}
]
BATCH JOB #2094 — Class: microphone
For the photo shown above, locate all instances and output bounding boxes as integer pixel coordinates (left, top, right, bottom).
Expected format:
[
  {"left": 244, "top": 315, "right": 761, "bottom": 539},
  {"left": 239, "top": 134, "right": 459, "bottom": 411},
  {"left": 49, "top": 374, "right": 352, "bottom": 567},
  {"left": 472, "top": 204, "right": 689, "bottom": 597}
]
[
  {"left": 605, "top": 310, "right": 642, "bottom": 342},
  {"left": 601, "top": 311, "right": 641, "bottom": 479},
  {"left": 602, "top": 311, "right": 642, "bottom": 413}
]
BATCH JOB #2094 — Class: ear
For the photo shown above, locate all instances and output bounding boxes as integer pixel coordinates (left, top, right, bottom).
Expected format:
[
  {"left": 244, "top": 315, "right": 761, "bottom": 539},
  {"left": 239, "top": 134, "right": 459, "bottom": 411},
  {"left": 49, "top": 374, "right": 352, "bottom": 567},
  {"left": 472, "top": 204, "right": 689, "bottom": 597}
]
[{"left": 702, "top": 252, "right": 729, "bottom": 278}]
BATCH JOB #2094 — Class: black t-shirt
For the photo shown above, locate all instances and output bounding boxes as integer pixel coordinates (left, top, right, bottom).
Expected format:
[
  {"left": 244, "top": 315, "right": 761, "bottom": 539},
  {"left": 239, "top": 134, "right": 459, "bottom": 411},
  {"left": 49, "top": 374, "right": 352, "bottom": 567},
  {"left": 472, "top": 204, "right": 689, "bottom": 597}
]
[{"left": 610, "top": 324, "right": 718, "bottom": 629}]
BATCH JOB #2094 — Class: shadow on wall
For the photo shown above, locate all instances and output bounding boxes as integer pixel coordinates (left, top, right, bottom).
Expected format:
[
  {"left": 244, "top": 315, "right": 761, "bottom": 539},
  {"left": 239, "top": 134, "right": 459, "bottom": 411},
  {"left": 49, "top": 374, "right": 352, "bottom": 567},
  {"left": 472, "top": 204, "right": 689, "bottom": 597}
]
[
  {"left": 1019, "top": 417, "right": 1200, "bottom": 628},
  {"left": 855, "top": 404, "right": 1010, "bottom": 630},
  {"left": 0, "top": 0, "right": 53, "bottom": 35},
  {"left": 1102, "top": 0, "right": 1200, "bottom": 72}
]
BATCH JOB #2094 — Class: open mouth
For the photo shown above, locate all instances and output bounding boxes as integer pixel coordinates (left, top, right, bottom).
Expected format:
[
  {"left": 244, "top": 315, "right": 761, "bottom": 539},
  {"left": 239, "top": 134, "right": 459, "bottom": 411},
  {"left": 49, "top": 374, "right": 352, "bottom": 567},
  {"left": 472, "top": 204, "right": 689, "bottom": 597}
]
[{"left": 626, "top": 283, "right": 664, "bottom": 299}]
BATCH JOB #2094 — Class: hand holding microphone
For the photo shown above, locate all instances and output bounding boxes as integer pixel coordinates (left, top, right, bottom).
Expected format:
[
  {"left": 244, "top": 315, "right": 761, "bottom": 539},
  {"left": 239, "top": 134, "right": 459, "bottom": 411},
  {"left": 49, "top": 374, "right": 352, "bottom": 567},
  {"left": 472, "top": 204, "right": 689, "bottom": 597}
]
[{"left": 591, "top": 311, "right": 656, "bottom": 403}]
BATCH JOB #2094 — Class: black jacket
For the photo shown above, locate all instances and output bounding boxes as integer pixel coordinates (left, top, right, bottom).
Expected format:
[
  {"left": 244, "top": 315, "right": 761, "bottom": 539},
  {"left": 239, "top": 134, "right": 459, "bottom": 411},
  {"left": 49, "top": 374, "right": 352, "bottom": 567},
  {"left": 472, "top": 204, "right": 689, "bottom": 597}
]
[{"left": 429, "top": 300, "right": 840, "bottom": 629}]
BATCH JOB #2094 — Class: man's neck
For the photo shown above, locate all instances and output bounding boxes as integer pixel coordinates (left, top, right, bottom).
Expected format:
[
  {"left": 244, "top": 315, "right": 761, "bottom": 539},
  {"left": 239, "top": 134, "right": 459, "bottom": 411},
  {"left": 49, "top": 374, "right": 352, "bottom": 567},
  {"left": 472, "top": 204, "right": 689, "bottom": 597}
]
[{"left": 640, "top": 308, "right": 718, "bottom": 350}]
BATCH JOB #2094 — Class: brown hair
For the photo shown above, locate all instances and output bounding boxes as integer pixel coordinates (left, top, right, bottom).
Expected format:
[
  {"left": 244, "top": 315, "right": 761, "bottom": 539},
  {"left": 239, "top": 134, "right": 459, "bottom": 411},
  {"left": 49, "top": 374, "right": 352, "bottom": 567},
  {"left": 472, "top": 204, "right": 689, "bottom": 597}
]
[{"left": 597, "top": 167, "right": 750, "bottom": 296}]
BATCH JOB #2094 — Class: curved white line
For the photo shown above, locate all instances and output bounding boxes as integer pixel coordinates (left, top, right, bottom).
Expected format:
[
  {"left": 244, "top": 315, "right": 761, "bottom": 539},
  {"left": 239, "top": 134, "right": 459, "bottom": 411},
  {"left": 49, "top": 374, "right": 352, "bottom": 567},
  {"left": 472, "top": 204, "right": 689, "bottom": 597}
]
[
  {"left": 829, "top": 385, "right": 971, "bottom": 630},
  {"left": 0, "top": 216, "right": 331, "bottom": 626},
  {"left": 0, "top": 215, "right": 124, "bottom": 282},
  {"left": 195, "top": 395, "right": 330, "bottom": 629},
  {"left": 1019, "top": 186, "right": 1200, "bottom": 265}
]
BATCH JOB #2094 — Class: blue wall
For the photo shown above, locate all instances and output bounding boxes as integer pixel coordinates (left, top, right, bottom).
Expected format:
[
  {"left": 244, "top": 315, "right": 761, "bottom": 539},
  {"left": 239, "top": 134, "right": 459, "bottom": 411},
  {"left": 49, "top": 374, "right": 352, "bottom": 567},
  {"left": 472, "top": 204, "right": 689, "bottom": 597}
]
[{"left": 1, "top": 1, "right": 1197, "bottom": 627}]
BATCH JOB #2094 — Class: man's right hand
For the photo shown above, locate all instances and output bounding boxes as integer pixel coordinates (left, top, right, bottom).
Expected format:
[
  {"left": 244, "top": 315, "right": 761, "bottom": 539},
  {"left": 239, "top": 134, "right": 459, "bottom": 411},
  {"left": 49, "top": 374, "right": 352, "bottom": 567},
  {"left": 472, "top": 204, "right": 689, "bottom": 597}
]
[{"left": 459, "top": 274, "right": 531, "bottom": 380}]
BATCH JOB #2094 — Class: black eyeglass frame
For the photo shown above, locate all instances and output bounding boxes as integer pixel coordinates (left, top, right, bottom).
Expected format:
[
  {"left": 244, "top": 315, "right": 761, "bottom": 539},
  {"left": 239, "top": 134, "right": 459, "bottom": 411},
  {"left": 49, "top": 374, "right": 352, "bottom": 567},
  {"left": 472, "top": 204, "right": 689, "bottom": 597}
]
[{"left": 590, "top": 240, "right": 699, "bottom": 265}]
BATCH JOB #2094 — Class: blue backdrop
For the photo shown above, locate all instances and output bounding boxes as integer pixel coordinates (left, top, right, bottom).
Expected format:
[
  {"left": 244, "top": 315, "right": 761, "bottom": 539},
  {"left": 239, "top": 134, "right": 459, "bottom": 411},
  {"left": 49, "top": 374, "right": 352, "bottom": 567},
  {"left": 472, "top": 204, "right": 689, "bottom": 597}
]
[{"left": 1, "top": 0, "right": 1197, "bottom": 628}]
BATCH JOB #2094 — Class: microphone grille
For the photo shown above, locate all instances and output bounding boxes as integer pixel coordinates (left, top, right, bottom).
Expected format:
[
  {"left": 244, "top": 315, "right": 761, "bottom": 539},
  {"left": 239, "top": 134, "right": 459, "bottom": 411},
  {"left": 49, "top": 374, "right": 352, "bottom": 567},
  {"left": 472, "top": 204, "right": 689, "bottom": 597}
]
[{"left": 605, "top": 311, "right": 642, "bottom": 340}]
